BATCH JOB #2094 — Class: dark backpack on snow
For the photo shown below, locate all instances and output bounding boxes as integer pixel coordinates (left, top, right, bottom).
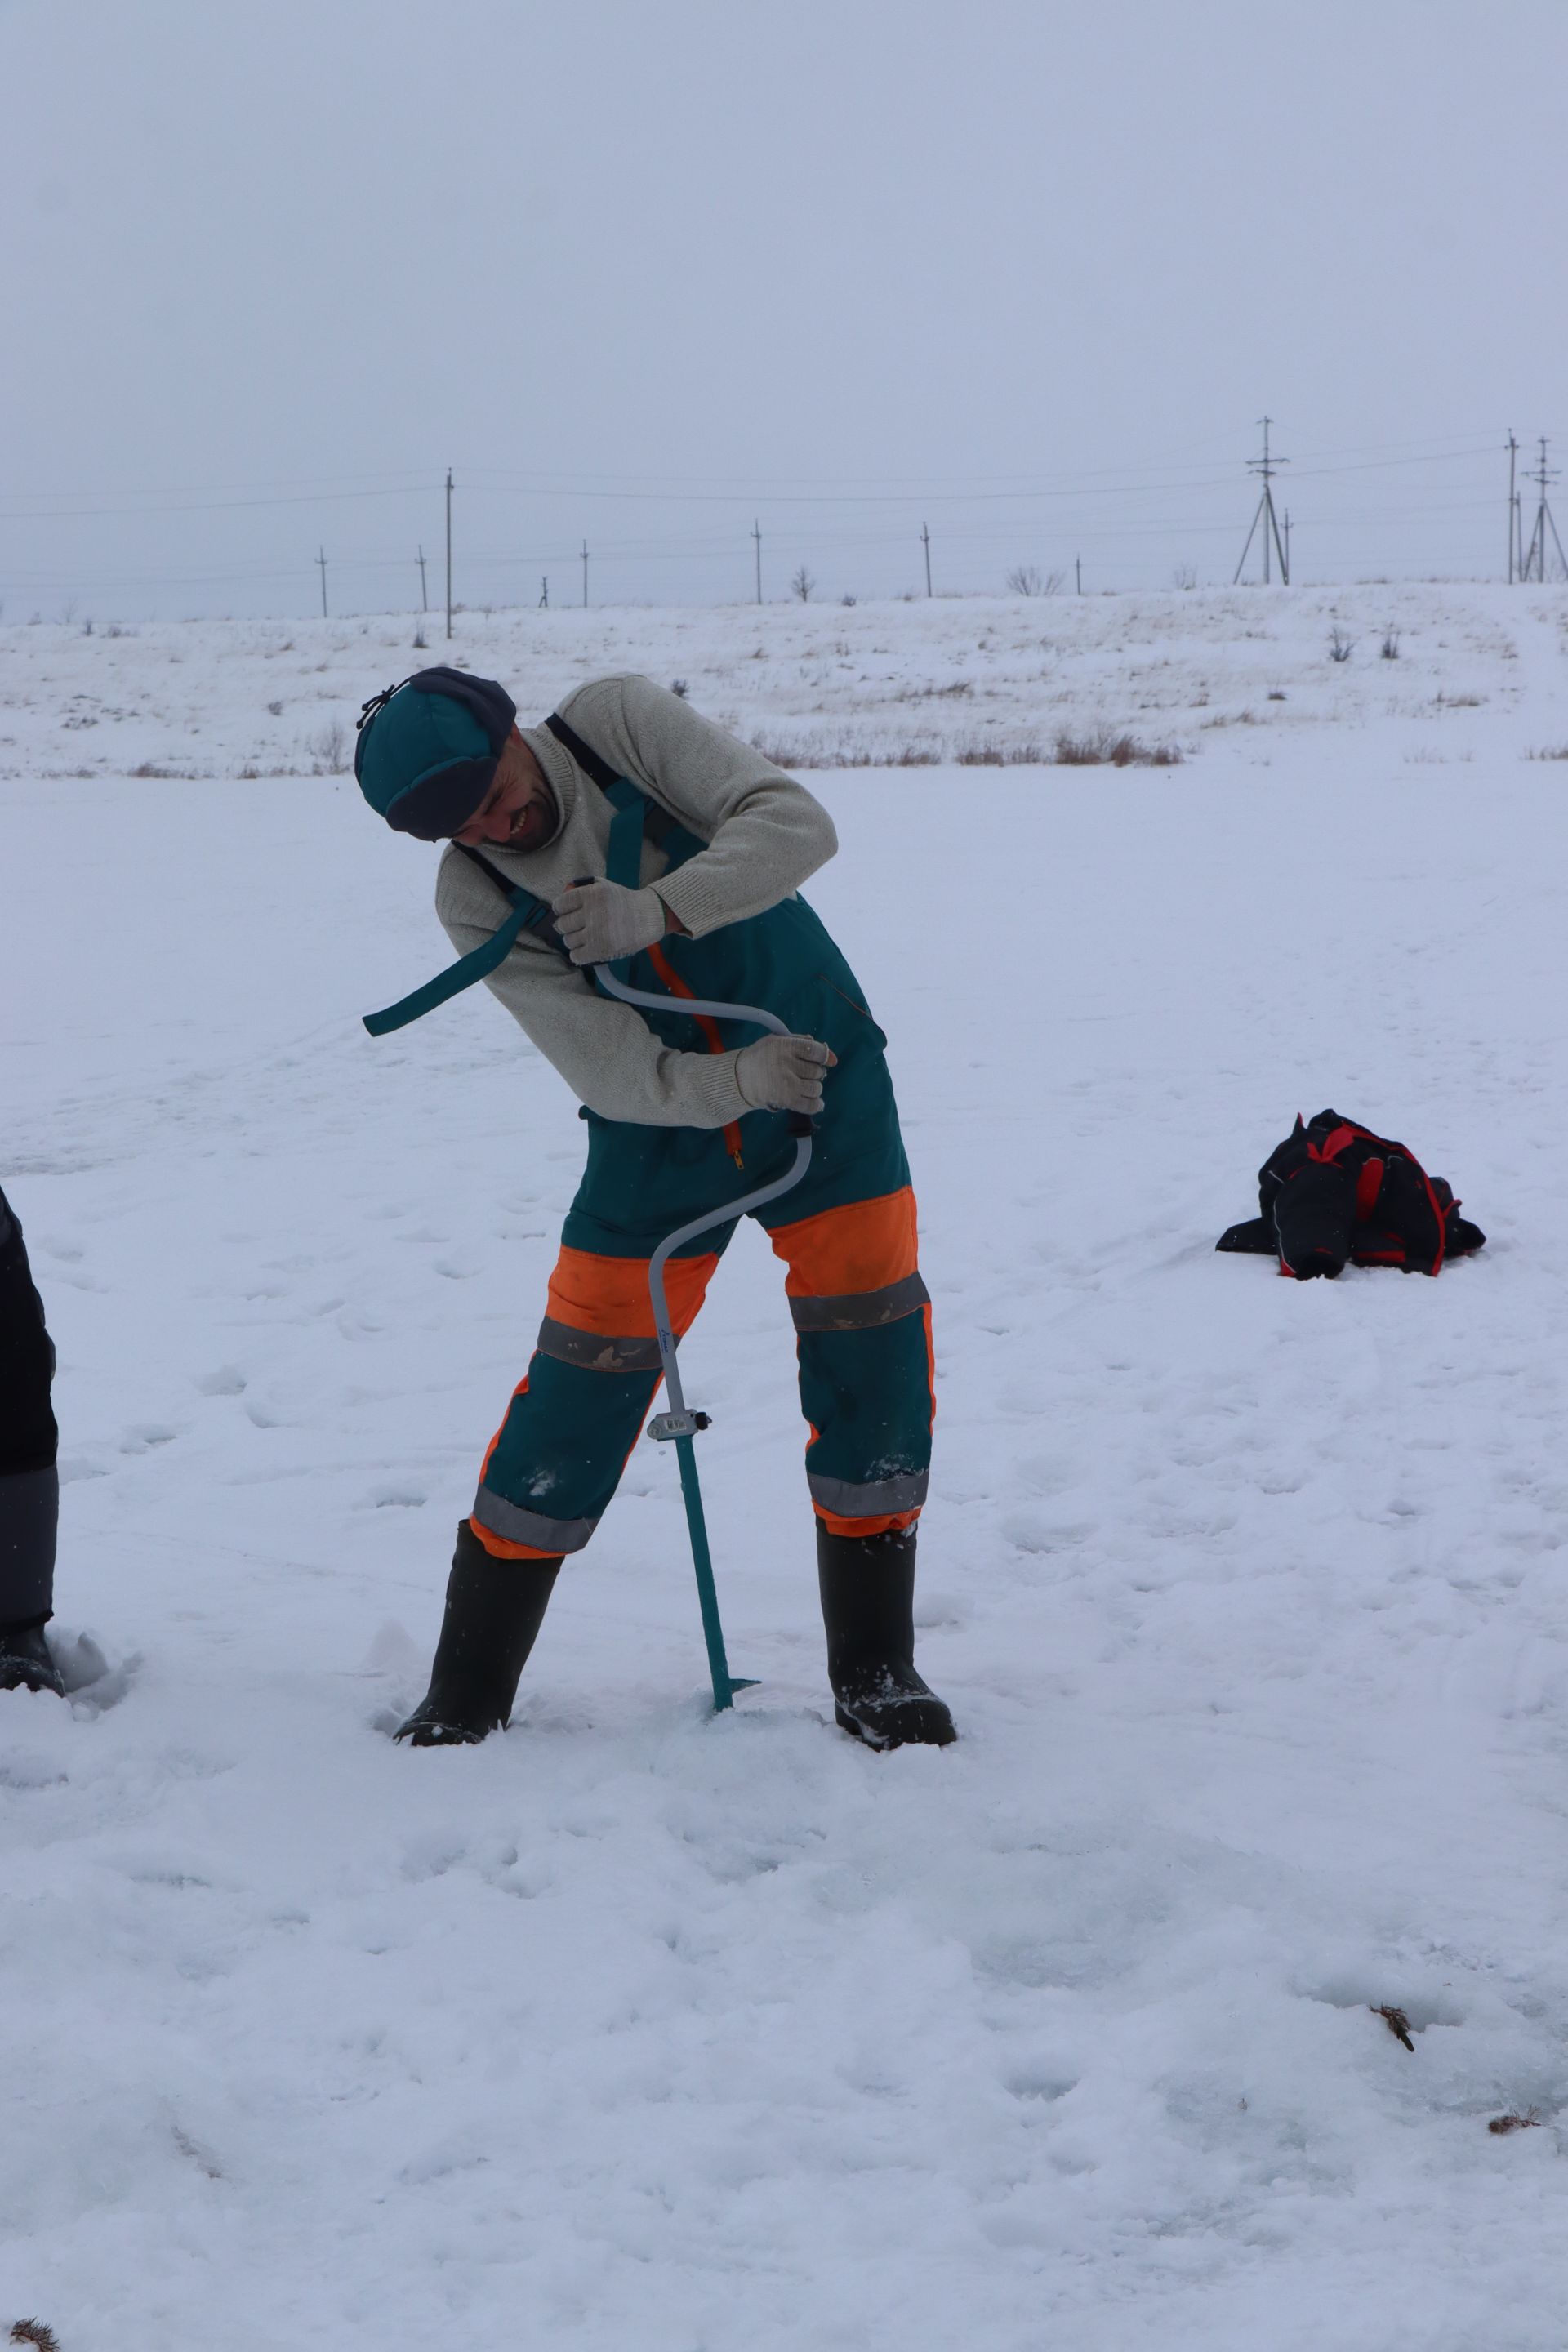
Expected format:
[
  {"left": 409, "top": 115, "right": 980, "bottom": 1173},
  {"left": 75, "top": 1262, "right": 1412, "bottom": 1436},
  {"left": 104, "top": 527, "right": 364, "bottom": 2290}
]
[{"left": 1217, "top": 1111, "right": 1486, "bottom": 1280}]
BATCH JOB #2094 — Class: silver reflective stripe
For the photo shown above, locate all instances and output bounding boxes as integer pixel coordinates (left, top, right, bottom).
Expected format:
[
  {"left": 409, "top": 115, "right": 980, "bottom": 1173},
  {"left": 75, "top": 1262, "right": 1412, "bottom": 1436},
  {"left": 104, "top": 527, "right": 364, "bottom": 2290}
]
[
  {"left": 789, "top": 1272, "right": 930, "bottom": 1334},
  {"left": 535, "top": 1316, "right": 663, "bottom": 1375},
  {"left": 473, "top": 1486, "right": 598, "bottom": 1553},
  {"left": 808, "top": 1466, "right": 929, "bottom": 1517}
]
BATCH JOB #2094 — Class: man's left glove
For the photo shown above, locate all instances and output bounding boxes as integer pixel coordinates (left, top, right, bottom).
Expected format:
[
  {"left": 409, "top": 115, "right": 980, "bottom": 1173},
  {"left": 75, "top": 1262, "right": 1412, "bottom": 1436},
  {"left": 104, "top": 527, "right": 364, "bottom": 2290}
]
[{"left": 551, "top": 879, "right": 668, "bottom": 968}]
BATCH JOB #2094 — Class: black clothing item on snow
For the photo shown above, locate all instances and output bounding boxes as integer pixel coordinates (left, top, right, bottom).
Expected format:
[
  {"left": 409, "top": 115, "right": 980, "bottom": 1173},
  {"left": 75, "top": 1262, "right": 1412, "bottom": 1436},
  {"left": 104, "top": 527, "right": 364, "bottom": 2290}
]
[
  {"left": 395, "top": 1522, "right": 561, "bottom": 1746},
  {"left": 817, "top": 1522, "right": 957, "bottom": 1749},
  {"left": 0, "top": 1187, "right": 63, "bottom": 1694},
  {"left": 1216, "top": 1111, "right": 1486, "bottom": 1281}
]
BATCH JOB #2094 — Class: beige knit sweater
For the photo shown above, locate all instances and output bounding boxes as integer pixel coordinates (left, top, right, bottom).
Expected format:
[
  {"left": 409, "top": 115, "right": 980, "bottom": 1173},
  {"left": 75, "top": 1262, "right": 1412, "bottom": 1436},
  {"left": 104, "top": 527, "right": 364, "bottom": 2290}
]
[{"left": 433, "top": 674, "right": 838, "bottom": 1127}]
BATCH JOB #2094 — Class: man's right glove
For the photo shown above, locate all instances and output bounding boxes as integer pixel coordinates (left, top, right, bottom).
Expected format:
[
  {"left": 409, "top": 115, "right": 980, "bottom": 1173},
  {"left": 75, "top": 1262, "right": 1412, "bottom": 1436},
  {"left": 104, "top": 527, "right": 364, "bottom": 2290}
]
[{"left": 734, "top": 1033, "right": 837, "bottom": 1116}]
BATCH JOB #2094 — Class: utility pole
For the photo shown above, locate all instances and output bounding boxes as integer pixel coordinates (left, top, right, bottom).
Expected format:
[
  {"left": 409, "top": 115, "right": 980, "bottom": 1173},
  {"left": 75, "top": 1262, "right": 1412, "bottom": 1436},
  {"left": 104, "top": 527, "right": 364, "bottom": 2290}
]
[
  {"left": 416, "top": 545, "right": 428, "bottom": 612},
  {"left": 539, "top": 577, "right": 550, "bottom": 609},
  {"left": 444, "top": 468, "right": 453, "bottom": 640},
  {"left": 1507, "top": 431, "right": 1521, "bottom": 582},
  {"left": 1233, "top": 416, "right": 1290, "bottom": 586},
  {"left": 1075, "top": 555, "right": 1082, "bottom": 595},
  {"left": 581, "top": 540, "right": 589, "bottom": 608},
  {"left": 751, "top": 519, "right": 763, "bottom": 605},
  {"left": 1520, "top": 437, "right": 1567, "bottom": 583},
  {"left": 920, "top": 521, "right": 933, "bottom": 597},
  {"left": 1283, "top": 510, "right": 1291, "bottom": 579},
  {"left": 315, "top": 546, "right": 328, "bottom": 619}
]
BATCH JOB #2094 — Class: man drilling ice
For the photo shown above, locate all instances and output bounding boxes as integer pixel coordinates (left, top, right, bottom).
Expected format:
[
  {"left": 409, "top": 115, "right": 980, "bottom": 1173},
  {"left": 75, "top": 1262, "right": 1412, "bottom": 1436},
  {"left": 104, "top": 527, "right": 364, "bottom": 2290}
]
[{"left": 354, "top": 667, "right": 953, "bottom": 1751}]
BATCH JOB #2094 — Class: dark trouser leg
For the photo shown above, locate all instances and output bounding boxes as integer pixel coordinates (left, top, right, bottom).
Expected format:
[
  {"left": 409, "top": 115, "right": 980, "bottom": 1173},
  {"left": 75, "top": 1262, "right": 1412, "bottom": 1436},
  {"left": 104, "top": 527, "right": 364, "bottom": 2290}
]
[
  {"left": 399, "top": 1239, "right": 724, "bottom": 1745},
  {"left": 469, "top": 1239, "right": 724, "bottom": 1561},
  {"left": 0, "top": 1188, "right": 65, "bottom": 1695},
  {"left": 760, "top": 1182, "right": 953, "bottom": 1745}
]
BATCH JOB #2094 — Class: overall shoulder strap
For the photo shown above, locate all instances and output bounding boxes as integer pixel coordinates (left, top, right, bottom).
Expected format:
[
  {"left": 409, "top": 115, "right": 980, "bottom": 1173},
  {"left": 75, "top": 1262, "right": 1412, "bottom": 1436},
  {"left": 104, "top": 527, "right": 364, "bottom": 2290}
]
[
  {"left": 544, "top": 710, "right": 622, "bottom": 792},
  {"left": 543, "top": 709, "right": 704, "bottom": 873},
  {"left": 545, "top": 709, "right": 655, "bottom": 889},
  {"left": 362, "top": 848, "right": 572, "bottom": 1039}
]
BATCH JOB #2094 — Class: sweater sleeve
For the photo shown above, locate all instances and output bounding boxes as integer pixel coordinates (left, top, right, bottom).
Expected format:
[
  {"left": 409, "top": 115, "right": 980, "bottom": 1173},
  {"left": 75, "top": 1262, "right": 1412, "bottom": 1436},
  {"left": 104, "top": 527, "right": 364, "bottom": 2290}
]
[
  {"left": 434, "top": 847, "right": 754, "bottom": 1129},
  {"left": 556, "top": 673, "right": 838, "bottom": 938}
]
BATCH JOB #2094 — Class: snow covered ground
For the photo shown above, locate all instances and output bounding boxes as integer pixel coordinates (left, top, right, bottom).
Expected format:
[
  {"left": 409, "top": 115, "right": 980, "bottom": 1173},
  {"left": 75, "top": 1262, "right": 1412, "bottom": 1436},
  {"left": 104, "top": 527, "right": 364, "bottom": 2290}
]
[{"left": 5, "top": 582, "right": 1568, "bottom": 2348}]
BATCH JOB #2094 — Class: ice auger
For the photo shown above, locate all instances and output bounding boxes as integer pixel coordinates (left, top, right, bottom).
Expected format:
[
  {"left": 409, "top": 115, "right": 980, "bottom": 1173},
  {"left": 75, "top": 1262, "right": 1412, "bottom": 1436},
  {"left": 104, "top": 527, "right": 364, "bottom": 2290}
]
[{"left": 594, "top": 960, "right": 814, "bottom": 1711}]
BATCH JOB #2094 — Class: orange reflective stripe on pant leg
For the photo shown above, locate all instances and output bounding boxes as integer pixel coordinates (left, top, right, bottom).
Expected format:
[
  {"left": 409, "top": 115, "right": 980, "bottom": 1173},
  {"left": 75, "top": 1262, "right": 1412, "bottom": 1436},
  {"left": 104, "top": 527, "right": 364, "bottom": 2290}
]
[
  {"left": 813, "top": 1506, "right": 922, "bottom": 1539},
  {"left": 467, "top": 1514, "right": 564, "bottom": 1561},
  {"left": 546, "top": 1245, "right": 718, "bottom": 1339},
  {"left": 767, "top": 1186, "right": 920, "bottom": 1299}
]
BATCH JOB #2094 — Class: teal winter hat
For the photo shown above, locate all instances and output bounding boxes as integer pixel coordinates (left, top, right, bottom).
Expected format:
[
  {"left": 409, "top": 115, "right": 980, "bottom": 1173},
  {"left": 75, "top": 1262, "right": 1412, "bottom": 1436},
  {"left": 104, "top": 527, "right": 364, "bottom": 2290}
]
[{"left": 354, "top": 667, "right": 517, "bottom": 839}]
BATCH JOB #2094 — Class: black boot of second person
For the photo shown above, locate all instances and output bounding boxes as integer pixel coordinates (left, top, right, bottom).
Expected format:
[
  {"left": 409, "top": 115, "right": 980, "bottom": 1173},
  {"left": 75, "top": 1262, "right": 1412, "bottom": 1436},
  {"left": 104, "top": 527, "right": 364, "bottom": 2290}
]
[
  {"left": 817, "top": 1521, "right": 956, "bottom": 1750},
  {"left": 395, "top": 1522, "right": 561, "bottom": 1748},
  {"left": 0, "top": 1618, "right": 65, "bottom": 1698}
]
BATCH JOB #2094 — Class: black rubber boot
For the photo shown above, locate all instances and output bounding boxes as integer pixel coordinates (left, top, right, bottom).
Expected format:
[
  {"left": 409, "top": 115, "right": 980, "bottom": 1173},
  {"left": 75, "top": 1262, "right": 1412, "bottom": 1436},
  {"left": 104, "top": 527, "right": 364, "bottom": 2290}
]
[
  {"left": 817, "top": 1521, "right": 956, "bottom": 1750},
  {"left": 395, "top": 1522, "right": 561, "bottom": 1747},
  {"left": 0, "top": 1617, "right": 65, "bottom": 1699}
]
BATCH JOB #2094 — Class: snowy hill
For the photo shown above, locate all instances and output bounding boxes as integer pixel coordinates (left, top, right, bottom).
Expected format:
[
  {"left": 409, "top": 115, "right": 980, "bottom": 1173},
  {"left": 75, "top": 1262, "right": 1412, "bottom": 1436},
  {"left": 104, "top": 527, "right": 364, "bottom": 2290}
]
[{"left": 5, "top": 583, "right": 1568, "bottom": 2349}]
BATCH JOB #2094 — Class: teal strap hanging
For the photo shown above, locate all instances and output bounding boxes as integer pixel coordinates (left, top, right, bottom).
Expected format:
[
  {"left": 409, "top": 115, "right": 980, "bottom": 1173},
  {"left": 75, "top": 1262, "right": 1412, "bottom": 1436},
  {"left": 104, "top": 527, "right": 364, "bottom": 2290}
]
[
  {"left": 363, "top": 898, "right": 534, "bottom": 1036},
  {"left": 363, "top": 749, "right": 706, "bottom": 1040}
]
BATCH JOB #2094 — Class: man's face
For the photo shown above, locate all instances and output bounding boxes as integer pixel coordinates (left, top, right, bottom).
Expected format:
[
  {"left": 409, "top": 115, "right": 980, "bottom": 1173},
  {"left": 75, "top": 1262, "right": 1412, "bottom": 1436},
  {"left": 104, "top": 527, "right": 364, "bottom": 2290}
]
[{"left": 452, "top": 729, "right": 556, "bottom": 853}]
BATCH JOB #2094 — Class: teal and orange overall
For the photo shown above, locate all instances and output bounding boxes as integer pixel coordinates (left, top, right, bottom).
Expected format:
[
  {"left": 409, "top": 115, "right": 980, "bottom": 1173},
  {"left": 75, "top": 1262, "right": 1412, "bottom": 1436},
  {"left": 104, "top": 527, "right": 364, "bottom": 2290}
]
[{"left": 444, "top": 739, "right": 934, "bottom": 1563}]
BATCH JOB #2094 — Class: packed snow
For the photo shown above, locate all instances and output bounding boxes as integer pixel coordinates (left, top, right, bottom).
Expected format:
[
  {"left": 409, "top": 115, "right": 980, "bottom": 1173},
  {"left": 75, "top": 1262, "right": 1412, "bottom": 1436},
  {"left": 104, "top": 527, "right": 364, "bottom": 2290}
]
[{"left": 5, "top": 583, "right": 1568, "bottom": 2349}]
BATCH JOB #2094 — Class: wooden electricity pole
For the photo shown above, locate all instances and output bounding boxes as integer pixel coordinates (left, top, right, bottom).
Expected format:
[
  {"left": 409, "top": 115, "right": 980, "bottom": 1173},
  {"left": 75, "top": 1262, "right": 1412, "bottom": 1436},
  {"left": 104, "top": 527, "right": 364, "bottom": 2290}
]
[
  {"left": 316, "top": 546, "right": 328, "bottom": 618},
  {"left": 1508, "top": 432, "right": 1521, "bottom": 582},
  {"left": 920, "top": 521, "right": 932, "bottom": 596},
  {"left": 444, "top": 468, "right": 454, "bottom": 639},
  {"left": 416, "top": 546, "right": 428, "bottom": 612},
  {"left": 581, "top": 540, "right": 590, "bottom": 608},
  {"left": 751, "top": 519, "right": 763, "bottom": 604}
]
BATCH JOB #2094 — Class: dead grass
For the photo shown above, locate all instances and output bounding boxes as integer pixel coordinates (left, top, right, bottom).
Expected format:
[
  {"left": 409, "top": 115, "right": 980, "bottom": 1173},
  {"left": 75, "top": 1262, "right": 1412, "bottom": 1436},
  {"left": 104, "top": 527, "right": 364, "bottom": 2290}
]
[
  {"left": 751, "top": 725, "right": 1183, "bottom": 771},
  {"left": 1526, "top": 745, "right": 1568, "bottom": 761},
  {"left": 1049, "top": 727, "right": 1183, "bottom": 768}
]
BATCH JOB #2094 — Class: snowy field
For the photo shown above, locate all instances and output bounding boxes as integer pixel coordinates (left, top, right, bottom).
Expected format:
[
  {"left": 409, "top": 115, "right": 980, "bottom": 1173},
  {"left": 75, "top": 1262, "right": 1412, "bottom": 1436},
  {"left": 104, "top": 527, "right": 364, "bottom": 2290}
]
[{"left": 7, "top": 581, "right": 1568, "bottom": 2348}]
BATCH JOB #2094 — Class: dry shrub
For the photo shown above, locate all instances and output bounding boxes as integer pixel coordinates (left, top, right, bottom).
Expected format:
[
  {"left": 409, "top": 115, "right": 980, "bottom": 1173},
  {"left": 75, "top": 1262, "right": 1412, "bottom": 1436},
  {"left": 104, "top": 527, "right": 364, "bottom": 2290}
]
[
  {"left": 1051, "top": 727, "right": 1183, "bottom": 768},
  {"left": 751, "top": 726, "right": 1182, "bottom": 771}
]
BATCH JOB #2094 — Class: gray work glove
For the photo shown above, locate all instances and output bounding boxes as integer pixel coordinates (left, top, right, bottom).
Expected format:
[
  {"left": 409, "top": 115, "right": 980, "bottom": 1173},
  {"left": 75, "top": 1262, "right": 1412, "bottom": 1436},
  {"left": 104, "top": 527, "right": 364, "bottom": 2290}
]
[
  {"left": 734, "top": 1033, "right": 837, "bottom": 1115},
  {"left": 552, "top": 878, "right": 667, "bottom": 967}
]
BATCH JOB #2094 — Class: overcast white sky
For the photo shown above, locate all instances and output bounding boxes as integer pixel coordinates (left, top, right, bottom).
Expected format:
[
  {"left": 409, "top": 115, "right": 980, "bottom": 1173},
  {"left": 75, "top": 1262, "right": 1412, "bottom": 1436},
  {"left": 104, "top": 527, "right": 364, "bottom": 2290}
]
[{"left": 2, "top": 0, "right": 1565, "bottom": 619}]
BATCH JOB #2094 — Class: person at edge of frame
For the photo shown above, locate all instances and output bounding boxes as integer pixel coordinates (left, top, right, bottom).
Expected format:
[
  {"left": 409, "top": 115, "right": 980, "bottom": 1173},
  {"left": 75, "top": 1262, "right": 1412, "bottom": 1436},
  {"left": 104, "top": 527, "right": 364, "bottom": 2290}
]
[
  {"left": 0, "top": 1186, "right": 66, "bottom": 1698},
  {"left": 354, "top": 665, "right": 954, "bottom": 1753}
]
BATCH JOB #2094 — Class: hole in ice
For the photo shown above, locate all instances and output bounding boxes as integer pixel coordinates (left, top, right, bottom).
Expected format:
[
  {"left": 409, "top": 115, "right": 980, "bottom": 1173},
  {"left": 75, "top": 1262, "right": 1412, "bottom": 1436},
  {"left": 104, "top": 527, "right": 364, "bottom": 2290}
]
[{"left": 1005, "top": 2069, "right": 1076, "bottom": 2103}]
